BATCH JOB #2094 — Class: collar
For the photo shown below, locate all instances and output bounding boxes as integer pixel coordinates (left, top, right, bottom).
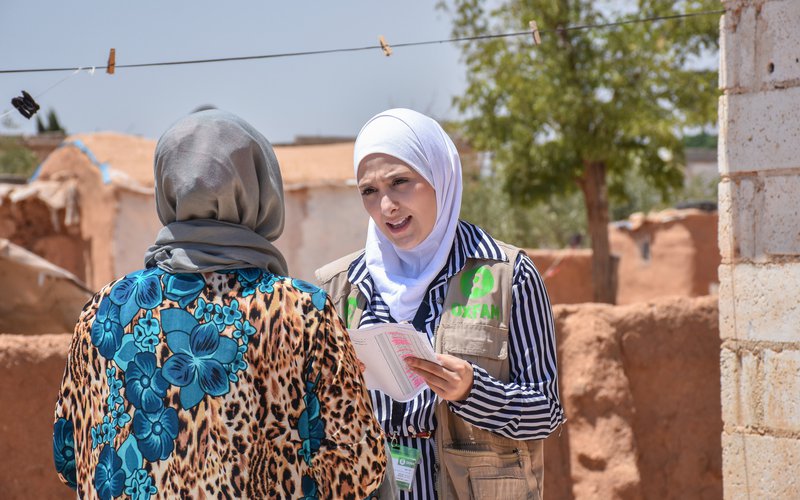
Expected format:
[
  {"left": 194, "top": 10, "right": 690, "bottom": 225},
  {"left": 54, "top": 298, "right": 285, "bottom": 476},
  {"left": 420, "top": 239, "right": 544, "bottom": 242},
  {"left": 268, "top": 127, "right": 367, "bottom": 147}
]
[{"left": 347, "top": 220, "right": 507, "bottom": 287}]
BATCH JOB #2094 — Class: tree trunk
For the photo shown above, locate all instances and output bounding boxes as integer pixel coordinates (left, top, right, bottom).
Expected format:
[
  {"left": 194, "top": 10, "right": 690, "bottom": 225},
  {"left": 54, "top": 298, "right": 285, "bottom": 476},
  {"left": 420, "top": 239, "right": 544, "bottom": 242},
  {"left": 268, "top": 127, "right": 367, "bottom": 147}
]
[{"left": 578, "top": 160, "right": 616, "bottom": 304}]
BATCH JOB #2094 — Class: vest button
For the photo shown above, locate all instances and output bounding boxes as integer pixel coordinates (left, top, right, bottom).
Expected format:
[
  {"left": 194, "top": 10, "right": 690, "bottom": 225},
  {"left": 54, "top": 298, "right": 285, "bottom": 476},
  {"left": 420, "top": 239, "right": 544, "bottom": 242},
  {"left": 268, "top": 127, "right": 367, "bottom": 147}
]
[{"left": 436, "top": 297, "right": 444, "bottom": 304}]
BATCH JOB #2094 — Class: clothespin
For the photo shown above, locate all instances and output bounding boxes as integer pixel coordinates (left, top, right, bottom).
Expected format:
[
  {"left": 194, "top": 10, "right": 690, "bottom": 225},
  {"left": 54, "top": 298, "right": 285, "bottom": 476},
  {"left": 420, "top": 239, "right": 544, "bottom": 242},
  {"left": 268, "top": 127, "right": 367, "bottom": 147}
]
[
  {"left": 10, "top": 90, "right": 40, "bottom": 119},
  {"left": 529, "top": 20, "right": 541, "bottom": 45},
  {"left": 379, "top": 35, "right": 392, "bottom": 57},
  {"left": 106, "top": 48, "right": 116, "bottom": 74}
]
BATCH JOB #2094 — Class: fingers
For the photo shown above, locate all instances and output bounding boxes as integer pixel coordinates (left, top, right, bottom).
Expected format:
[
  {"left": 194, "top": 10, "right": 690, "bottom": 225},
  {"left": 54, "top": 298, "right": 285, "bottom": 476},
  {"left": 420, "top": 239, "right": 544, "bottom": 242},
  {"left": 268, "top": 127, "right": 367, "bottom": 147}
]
[
  {"left": 408, "top": 363, "right": 449, "bottom": 388},
  {"left": 405, "top": 356, "right": 474, "bottom": 401},
  {"left": 405, "top": 358, "right": 443, "bottom": 376},
  {"left": 434, "top": 354, "right": 467, "bottom": 371}
]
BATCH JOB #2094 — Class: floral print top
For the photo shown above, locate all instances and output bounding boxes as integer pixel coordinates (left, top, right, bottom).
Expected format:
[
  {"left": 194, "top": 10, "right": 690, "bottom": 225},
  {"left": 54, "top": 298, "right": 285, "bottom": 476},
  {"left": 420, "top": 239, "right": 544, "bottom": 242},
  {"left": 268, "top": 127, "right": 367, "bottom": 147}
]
[{"left": 53, "top": 267, "right": 386, "bottom": 499}]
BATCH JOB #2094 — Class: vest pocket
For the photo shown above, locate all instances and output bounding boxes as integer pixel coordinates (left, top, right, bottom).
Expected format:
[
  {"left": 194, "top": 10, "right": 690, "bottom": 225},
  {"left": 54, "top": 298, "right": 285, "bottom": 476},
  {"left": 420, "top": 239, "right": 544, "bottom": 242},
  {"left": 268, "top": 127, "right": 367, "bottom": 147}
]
[
  {"left": 440, "top": 324, "right": 509, "bottom": 382},
  {"left": 441, "top": 446, "right": 539, "bottom": 500}
]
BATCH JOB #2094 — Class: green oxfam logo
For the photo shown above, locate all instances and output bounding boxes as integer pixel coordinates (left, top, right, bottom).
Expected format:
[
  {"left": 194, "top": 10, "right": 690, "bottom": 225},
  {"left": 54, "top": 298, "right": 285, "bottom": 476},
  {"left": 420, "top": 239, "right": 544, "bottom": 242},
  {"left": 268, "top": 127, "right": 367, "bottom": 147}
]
[
  {"left": 346, "top": 297, "right": 358, "bottom": 328},
  {"left": 460, "top": 266, "right": 494, "bottom": 299}
]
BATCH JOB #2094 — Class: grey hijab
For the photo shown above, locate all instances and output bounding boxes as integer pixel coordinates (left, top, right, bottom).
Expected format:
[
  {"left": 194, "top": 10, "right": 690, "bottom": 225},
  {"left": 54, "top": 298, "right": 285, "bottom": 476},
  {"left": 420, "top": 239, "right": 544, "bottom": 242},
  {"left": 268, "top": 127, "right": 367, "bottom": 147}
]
[{"left": 144, "top": 110, "right": 288, "bottom": 275}]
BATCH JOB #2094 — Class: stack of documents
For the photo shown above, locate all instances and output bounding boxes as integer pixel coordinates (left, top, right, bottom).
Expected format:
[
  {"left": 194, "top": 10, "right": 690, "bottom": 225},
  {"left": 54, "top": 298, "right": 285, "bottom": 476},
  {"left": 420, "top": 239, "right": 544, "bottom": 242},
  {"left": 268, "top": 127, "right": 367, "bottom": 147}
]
[{"left": 347, "top": 324, "right": 439, "bottom": 402}]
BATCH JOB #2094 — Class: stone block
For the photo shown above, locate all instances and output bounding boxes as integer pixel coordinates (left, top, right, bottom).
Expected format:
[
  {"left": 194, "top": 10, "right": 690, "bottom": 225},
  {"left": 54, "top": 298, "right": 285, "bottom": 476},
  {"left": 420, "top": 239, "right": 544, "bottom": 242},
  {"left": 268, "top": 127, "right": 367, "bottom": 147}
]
[
  {"left": 760, "top": 175, "right": 800, "bottom": 256},
  {"left": 762, "top": 349, "right": 800, "bottom": 431},
  {"left": 719, "top": 87, "right": 800, "bottom": 174},
  {"left": 722, "top": 263, "right": 800, "bottom": 342},
  {"left": 723, "top": 432, "right": 800, "bottom": 499},
  {"left": 718, "top": 178, "right": 758, "bottom": 262},
  {"left": 718, "top": 265, "right": 735, "bottom": 340},
  {"left": 721, "top": 1, "right": 800, "bottom": 92},
  {"left": 720, "top": 4, "right": 757, "bottom": 91},
  {"left": 720, "top": 347, "right": 761, "bottom": 427}
]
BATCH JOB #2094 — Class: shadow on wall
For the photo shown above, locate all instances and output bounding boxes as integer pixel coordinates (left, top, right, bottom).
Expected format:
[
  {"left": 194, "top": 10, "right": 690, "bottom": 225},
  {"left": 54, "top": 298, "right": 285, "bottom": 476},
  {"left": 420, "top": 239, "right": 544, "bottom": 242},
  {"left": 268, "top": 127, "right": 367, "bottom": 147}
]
[{"left": 0, "top": 296, "right": 721, "bottom": 500}]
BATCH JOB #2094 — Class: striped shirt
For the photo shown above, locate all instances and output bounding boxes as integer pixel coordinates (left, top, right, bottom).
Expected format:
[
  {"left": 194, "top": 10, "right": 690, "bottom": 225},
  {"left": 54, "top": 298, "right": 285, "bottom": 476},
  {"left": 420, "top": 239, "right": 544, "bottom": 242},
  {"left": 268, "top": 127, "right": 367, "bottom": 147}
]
[{"left": 348, "top": 220, "right": 564, "bottom": 499}]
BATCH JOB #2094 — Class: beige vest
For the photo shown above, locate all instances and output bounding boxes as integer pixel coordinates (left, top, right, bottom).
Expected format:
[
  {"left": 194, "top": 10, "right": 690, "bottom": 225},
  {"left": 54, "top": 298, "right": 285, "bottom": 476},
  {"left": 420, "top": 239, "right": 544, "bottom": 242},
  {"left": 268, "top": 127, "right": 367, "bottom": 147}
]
[{"left": 316, "top": 242, "right": 543, "bottom": 500}]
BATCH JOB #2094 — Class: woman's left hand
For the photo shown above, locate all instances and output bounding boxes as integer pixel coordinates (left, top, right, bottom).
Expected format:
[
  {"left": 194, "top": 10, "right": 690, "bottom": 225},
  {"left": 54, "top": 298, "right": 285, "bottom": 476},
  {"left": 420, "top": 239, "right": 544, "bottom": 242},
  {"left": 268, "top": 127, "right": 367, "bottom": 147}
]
[{"left": 405, "top": 354, "right": 474, "bottom": 402}]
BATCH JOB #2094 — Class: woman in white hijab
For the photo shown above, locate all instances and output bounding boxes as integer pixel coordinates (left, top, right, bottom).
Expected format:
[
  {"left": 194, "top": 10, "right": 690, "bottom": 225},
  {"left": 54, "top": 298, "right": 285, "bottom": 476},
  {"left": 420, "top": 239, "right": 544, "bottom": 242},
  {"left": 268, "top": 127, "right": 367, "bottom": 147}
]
[{"left": 316, "top": 108, "right": 565, "bottom": 499}]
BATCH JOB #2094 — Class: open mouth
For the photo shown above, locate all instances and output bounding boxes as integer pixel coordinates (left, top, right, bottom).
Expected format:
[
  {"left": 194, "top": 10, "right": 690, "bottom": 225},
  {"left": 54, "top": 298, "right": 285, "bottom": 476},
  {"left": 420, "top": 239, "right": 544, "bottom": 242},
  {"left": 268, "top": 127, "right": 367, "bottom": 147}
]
[{"left": 386, "top": 216, "right": 411, "bottom": 232}]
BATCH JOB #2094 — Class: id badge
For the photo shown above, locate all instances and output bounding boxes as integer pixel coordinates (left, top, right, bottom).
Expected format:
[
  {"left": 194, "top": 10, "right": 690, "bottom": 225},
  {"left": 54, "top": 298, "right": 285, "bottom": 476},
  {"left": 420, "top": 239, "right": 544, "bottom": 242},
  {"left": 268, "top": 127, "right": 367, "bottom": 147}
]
[{"left": 389, "top": 444, "right": 422, "bottom": 492}]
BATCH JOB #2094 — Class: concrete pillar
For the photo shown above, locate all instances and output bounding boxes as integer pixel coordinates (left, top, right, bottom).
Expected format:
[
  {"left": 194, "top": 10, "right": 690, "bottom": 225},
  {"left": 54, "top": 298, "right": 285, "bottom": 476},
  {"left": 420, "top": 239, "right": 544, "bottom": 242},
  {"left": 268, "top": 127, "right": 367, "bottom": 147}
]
[{"left": 718, "top": 1, "right": 800, "bottom": 498}]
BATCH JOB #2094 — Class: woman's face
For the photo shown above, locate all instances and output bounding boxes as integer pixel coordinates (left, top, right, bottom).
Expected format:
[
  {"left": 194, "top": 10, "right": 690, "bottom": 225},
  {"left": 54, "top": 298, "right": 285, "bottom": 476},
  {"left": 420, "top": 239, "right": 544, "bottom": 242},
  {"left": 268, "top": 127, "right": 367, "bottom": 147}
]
[{"left": 357, "top": 153, "right": 437, "bottom": 250}]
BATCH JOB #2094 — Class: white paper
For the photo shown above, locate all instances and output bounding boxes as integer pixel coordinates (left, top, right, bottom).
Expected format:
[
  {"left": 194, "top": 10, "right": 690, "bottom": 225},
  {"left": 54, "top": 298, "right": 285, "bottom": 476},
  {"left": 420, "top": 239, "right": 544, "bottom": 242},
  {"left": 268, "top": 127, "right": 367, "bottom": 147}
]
[{"left": 348, "top": 323, "right": 439, "bottom": 402}]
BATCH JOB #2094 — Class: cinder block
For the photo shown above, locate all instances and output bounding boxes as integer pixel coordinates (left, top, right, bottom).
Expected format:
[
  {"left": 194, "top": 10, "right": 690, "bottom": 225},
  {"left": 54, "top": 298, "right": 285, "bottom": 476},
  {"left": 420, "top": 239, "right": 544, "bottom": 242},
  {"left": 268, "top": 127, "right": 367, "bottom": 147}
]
[
  {"left": 718, "top": 178, "right": 758, "bottom": 262},
  {"left": 720, "top": 347, "right": 761, "bottom": 426},
  {"left": 720, "top": 87, "right": 800, "bottom": 174},
  {"left": 720, "top": 5, "right": 757, "bottom": 91},
  {"left": 721, "top": 1, "right": 800, "bottom": 92},
  {"left": 718, "top": 265, "right": 735, "bottom": 340},
  {"left": 762, "top": 349, "right": 800, "bottom": 432},
  {"left": 724, "top": 263, "right": 800, "bottom": 342},
  {"left": 760, "top": 175, "right": 800, "bottom": 256},
  {"left": 723, "top": 432, "right": 800, "bottom": 499}
]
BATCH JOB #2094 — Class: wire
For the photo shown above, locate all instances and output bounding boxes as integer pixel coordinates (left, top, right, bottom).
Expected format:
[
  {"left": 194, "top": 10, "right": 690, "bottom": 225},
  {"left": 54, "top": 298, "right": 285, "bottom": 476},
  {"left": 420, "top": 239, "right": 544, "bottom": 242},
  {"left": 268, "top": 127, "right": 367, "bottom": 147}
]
[{"left": 0, "top": 10, "right": 725, "bottom": 75}]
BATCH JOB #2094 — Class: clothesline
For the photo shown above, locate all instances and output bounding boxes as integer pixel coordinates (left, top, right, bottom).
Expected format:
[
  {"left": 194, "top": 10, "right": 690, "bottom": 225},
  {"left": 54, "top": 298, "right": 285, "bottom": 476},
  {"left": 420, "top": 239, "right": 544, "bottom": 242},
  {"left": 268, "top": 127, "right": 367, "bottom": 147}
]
[{"left": 0, "top": 10, "right": 723, "bottom": 75}]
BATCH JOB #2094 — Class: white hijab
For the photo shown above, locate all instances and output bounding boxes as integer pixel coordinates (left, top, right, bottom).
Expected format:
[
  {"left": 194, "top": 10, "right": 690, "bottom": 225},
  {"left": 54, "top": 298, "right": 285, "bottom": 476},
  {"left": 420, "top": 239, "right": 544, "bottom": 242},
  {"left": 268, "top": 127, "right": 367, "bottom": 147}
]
[{"left": 354, "top": 108, "right": 463, "bottom": 322}]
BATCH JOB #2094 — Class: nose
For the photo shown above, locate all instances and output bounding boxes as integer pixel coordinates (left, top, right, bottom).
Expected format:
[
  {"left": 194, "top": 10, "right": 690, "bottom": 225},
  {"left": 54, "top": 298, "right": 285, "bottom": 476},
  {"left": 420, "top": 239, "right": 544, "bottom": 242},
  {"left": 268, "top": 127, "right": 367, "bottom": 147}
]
[{"left": 380, "top": 193, "right": 399, "bottom": 215}]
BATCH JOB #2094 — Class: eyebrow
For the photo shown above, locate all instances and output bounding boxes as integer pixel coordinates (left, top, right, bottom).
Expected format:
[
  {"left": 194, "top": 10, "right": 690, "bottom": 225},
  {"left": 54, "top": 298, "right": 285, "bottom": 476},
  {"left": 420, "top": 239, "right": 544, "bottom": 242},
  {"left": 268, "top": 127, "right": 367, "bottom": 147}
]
[{"left": 360, "top": 167, "right": 415, "bottom": 185}]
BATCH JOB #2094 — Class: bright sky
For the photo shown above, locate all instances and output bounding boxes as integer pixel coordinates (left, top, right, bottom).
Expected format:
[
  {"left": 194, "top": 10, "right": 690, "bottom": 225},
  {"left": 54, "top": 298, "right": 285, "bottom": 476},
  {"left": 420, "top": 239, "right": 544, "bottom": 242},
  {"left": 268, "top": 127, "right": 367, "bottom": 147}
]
[
  {"left": 0, "top": 1, "right": 468, "bottom": 142},
  {"left": 0, "top": 2, "right": 717, "bottom": 144}
]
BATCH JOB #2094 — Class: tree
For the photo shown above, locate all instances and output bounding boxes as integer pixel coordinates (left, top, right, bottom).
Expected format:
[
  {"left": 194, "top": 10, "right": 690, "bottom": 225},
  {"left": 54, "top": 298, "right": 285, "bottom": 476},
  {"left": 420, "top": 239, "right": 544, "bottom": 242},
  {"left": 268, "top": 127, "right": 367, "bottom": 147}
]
[
  {"left": 0, "top": 137, "right": 39, "bottom": 177},
  {"left": 36, "top": 109, "right": 67, "bottom": 134},
  {"left": 446, "top": 0, "right": 719, "bottom": 302}
]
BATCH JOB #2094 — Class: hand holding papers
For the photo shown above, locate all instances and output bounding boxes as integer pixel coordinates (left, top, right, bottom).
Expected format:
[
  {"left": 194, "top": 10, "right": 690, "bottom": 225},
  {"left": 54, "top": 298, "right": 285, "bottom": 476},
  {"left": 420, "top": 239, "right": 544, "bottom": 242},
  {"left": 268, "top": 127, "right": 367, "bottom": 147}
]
[{"left": 348, "top": 323, "right": 438, "bottom": 402}]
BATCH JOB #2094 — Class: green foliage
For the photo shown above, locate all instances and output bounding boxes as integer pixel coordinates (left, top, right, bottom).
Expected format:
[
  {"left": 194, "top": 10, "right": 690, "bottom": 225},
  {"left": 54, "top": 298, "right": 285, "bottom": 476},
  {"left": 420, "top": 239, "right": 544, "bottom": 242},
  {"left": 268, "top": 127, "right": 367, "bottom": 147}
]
[
  {"left": 34, "top": 109, "right": 67, "bottom": 134},
  {"left": 0, "top": 137, "right": 39, "bottom": 177},
  {"left": 446, "top": 0, "right": 720, "bottom": 211},
  {"left": 46, "top": 109, "right": 66, "bottom": 134},
  {"left": 608, "top": 164, "right": 718, "bottom": 221},
  {"left": 461, "top": 161, "right": 717, "bottom": 249},
  {"left": 461, "top": 170, "right": 586, "bottom": 248},
  {"left": 683, "top": 131, "right": 717, "bottom": 148}
]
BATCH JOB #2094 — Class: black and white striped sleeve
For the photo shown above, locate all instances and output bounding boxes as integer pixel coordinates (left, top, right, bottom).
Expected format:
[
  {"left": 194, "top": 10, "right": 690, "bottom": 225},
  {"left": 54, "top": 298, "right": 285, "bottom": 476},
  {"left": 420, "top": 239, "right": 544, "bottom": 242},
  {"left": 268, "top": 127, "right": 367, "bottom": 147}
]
[{"left": 448, "top": 252, "right": 565, "bottom": 439}]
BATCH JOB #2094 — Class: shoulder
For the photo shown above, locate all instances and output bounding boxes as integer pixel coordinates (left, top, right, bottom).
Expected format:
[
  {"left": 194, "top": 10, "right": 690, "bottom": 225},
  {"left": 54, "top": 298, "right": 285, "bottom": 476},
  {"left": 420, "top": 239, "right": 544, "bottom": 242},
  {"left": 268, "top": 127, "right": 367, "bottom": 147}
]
[
  {"left": 460, "top": 220, "right": 523, "bottom": 264},
  {"left": 458, "top": 222, "right": 537, "bottom": 286},
  {"left": 275, "top": 276, "right": 331, "bottom": 312},
  {"left": 314, "top": 249, "right": 364, "bottom": 286}
]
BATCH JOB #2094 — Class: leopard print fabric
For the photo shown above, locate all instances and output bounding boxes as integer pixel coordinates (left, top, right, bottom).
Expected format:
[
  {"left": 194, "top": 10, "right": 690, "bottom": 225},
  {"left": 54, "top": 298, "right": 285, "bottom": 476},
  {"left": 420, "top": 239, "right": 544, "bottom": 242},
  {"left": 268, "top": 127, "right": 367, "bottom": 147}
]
[{"left": 53, "top": 267, "right": 386, "bottom": 499}]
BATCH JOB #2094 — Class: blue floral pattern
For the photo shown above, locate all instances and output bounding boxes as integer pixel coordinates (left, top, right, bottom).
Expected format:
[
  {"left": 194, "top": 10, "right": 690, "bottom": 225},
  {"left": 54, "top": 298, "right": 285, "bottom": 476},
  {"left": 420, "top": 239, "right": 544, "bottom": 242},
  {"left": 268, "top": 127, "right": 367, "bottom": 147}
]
[
  {"left": 162, "top": 317, "right": 238, "bottom": 409},
  {"left": 132, "top": 407, "right": 179, "bottom": 462},
  {"left": 57, "top": 268, "right": 344, "bottom": 499},
  {"left": 125, "top": 352, "right": 169, "bottom": 413},
  {"left": 162, "top": 273, "right": 205, "bottom": 308},
  {"left": 91, "top": 298, "right": 124, "bottom": 359},
  {"left": 193, "top": 297, "right": 226, "bottom": 331},
  {"left": 109, "top": 268, "right": 163, "bottom": 326},
  {"left": 132, "top": 311, "right": 160, "bottom": 353},
  {"left": 298, "top": 355, "right": 324, "bottom": 499},
  {"left": 124, "top": 469, "right": 158, "bottom": 500},
  {"left": 53, "top": 418, "right": 77, "bottom": 489},
  {"left": 257, "top": 272, "right": 284, "bottom": 294},
  {"left": 300, "top": 475, "right": 320, "bottom": 500},
  {"left": 95, "top": 445, "right": 125, "bottom": 500},
  {"left": 292, "top": 279, "right": 328, "bottom": 311},
  {"left": 91, "top": 367, "right": 131, "bottom": 449},
  {"left": 232, "top": 268, "right": 263, "bottom": 297}
]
